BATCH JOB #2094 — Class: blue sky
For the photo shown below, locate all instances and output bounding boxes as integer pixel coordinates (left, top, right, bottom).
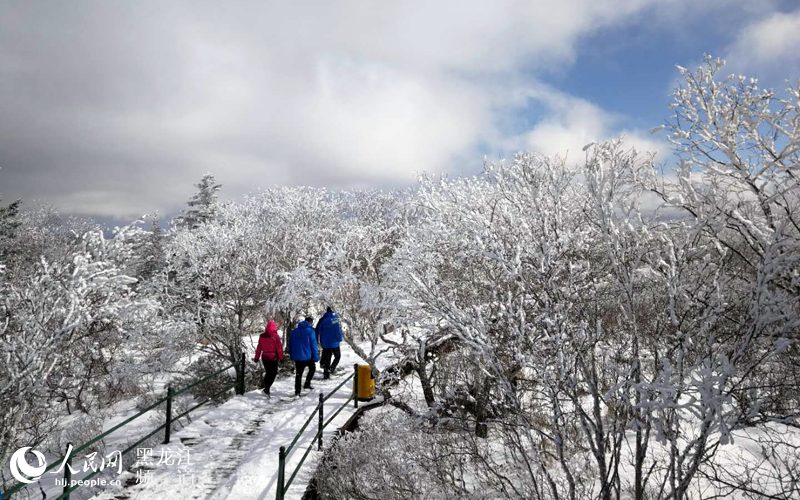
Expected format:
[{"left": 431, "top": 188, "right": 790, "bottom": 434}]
[
  {"left": 552, "top": 24, "right": 695, "bottom": 126},
  {"left": 485, "top": 0, "right": 800, "bottom": 166},
  {"left": 539, "top": 0, "right": 800, "bottom": 144},
  {"left": 590, "top": 1, "right": 800, "bottom": 108},
  {"left": 1, "top": 1, "right": 799, "bottom": 219}
]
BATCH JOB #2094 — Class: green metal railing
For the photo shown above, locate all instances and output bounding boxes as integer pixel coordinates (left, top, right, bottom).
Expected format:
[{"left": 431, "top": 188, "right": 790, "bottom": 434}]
[
  {"left": 274, "top": 364, "right": 358, "bottom": 500},
  {"left": 3, "top": 353, "right": 246, "bottom": 500}
]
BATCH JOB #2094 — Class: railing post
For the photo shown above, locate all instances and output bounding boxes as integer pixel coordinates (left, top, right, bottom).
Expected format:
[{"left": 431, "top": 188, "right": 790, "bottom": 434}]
[
  {"left": 164, "top": 385, "right": 173, "bottom": 444},
  {"left": 353, "top": 363, "right": 359, "bottom": 409},
  {"left": 63, "top": 441, "right": 73, "bottom": 499},
  {"left": 238, "top": 353, "right": 246, "bottom": 395},
  {"left": 318, "top": 393, "right": 324, "bottom": 451},
  {"left": 276, "top": 446, "right": 286, "bottom": 500}
]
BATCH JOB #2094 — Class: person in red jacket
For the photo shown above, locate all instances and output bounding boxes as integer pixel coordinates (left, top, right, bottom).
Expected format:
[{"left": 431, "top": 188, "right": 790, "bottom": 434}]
[{"left": 254, "top": 319, "right": 284, "bottom": 397}]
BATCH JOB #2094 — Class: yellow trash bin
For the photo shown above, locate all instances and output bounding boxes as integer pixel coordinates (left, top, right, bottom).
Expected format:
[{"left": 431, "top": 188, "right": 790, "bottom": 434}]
[{"left": 356, "top": 363, "right": 375, "bottom": 401}]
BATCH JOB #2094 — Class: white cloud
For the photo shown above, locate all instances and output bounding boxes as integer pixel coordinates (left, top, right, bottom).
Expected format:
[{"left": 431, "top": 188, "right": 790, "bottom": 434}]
[
  {"left": 1, "top": 1, "right": 684, "bottom": 217},
  {"left": 725, "top": 10, "right": 800, "bottom": 79},
  {"left": 500, "top": 84, "right": 668, "bottom": 163}
]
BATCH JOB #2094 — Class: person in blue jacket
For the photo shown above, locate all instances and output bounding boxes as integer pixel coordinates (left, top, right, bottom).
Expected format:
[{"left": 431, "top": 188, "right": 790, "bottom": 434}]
[
  {"left": 288, "top": 316, "right": 319, "bottom": 396},
  {"left": 316, "top": 306, "right": 343, "bottom": 380}
]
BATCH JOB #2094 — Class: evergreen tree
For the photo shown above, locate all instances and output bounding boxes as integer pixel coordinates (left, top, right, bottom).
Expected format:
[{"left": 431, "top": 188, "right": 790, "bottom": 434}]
[
  {"left": 0, "top": 199, "right": 21, "bottom": 248},
  {"left": 126, "top": 213, "right": 166, "bottom": 284},
  {"left": 175, "top": 173, "right": 222, "bottom": 229},
  {"left": 0, "top": 165, "right": 22, "bottom": 263}
]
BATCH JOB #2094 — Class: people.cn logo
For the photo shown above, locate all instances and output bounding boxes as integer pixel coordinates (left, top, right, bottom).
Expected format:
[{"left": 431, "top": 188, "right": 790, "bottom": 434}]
[{"left": 9, "top": 447, "right": 47, "bottom": 484}]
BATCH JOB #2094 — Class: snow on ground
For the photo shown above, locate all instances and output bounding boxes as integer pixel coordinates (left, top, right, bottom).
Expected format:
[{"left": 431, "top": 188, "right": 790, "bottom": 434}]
[
  {"left": 85, "top": 346, "right": 365, "bottom": 500},
  {"left": 3, "top": 335, "right": 378, "bottom": 500},
  {"left": 4, "top": 354, "right": 230, "bottom": 500}
]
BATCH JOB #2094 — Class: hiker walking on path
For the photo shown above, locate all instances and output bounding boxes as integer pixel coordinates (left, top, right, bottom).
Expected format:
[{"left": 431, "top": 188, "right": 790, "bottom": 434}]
[
  {"left": 288, "top": 316, "right": 319, "bottom": 396},
  {"left": 316, "top": 307, "right": 343, "bottom": 380},
  {"left": 254, "top": 319, "right": 284, "bottom": 397}
]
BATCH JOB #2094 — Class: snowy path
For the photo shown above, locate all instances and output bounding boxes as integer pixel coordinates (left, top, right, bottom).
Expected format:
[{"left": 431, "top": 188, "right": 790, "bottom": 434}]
[{"left": 91, "top": 349, "right": 363, "bottom": 500}]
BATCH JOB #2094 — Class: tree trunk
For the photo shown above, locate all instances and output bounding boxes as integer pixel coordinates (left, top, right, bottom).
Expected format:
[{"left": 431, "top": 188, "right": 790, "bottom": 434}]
[
  {"left": 416, "top": 363, "right": 435, "bottom": 408},
  {"left": 474, "top": 374, "right": 490, "bottom": 438}
]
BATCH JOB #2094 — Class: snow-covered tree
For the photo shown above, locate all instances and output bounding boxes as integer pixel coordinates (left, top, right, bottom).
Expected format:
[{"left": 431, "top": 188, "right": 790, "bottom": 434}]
[
  {"left": 123, "top": 213, "right": 167, "bottom": 286},
  {"left": 1, "top": 226, "right": 134, "bottom": 481},
  {"left": 311, "top": 190, "right": 406, "bottom": 368},
  {"left": 322, "top": 57, "right": 799, "bottom": 500},
  {"left": 170, "top": 206, "right": 259, "bottom": 378},
  {"left": 0, "top": 198, "right": 21, "bottom": 262},
  {"left": 0, "top": 208, "right": 193, "bottom": 491},
  {"left": 631, "top": 56, "right": 800, "bottom": 499},
  {"left": 174, "top": 173, "right": 222, "bottom": 230}
]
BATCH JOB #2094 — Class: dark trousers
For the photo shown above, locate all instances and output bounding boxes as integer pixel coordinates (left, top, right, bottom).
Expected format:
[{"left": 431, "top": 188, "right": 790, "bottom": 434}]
[
  {"left": 320, "top": 347, "right": 341, "bottom": 378},
  {"left": 294, "top": 360, "right": 316, "bottom": 394},
  {"left": 261, "top": 359, "right": 278, "bottom": 393}
]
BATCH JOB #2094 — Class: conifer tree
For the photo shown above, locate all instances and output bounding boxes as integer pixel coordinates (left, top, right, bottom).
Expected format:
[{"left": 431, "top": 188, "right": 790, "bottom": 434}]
[{"left": 175, "top": 173, "right": 221, "bottom": 229}]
